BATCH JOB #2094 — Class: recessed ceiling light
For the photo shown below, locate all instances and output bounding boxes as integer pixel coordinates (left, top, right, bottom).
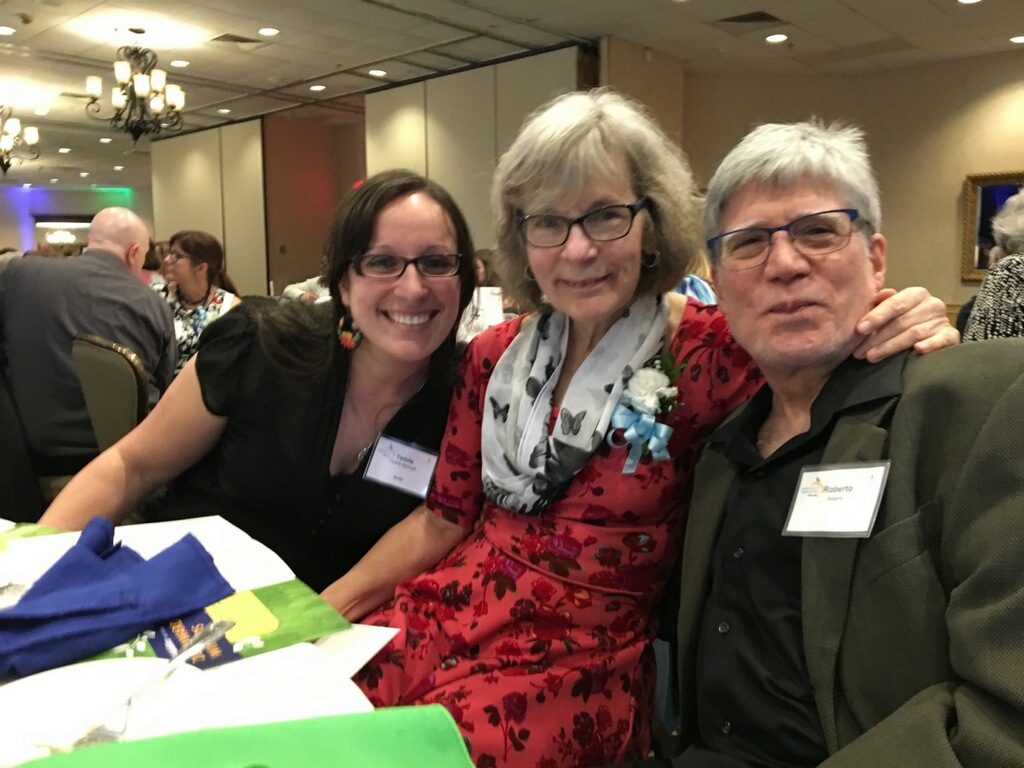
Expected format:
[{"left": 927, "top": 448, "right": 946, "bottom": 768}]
[
  {"left": 58, "top": 147, "right": 71, "bottom": 154},
  {"left": 34, "top": 106, "right": 50, "bottom": 116},
  {"left": 99, "top": 137, "right": 112, "bottom": 144},
  {"left": 21, "top": 183, "right": 31, "bottom": 189},
  {"left": 217, "top": 108, "right": 232, "bottom": 114},
  {"left": 113, "top": 165, "right": 124, "bottom": 171},
  {"left": 0, "top": 26, "right": 15, "bottom": 36},
  {"left": 1012, "top": 35, "right": 1024, "bottom": 43},
  {"left": 79, "top": 172, "right": 89, "bottom": 178},
  {"left": 957, "top": 0, "right": 982, "bottom": 4},
  {"left": 766, "top": 33, "right": 788, "bottom": 44},
  {"left": 258, "top": 27, "right": 280, "bottom": 36},
  {"left": 309, "top": 84, "right": 326, "bottom": 92},
  {"left": 368, "top": 68, "right": 387, "bottom": 78},
  {"left": 170, "top": 59, "right": 190, "bottom": 68},
  {"left": 49, "top": 178, "right": 59, "bottom": 183}
]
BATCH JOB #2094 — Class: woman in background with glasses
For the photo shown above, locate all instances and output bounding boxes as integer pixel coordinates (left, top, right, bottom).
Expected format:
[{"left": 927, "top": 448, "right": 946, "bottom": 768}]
[
  {"left": 157, "top": 230, "right": 241, "bottom": 375},
  {"left": 327, "top": 91, "right": 956, "bottom": 768},
  {"left": 40, "top": 170, "right": 476, "bottom": 594}
]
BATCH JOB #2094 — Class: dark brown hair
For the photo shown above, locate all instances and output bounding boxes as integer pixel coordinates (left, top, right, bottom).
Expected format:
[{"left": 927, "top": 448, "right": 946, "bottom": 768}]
[
  {"left": 169, "top": 230, "right": 238, "bottom": 294},
  {"left": 258, "top": 169, "right": 476, "bottom": 377}
]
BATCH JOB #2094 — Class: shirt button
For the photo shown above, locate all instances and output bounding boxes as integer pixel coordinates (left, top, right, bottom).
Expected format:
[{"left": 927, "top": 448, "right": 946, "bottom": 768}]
[
  {"left": 717, "top": 621, "right": 731, "bottom": 635},
  {"left": 732, "top": 547, "right": 744, "bottom": 560},
  {"left": 720, "top": 720, "right": 733, "bottom": 736}
]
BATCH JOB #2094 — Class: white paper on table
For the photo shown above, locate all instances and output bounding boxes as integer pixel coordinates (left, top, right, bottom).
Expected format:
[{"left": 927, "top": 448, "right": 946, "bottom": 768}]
[
  {"left": 0, "top": 645, "right": 375, "bottom": 767},
  {"left": 315, "top": 624, "right": 400, "bottom": 679},
  {"left": 129, "top": 643, "right": 374, "bottom": 738},
  {"left": 0, "top": 516, "right": 294, "bottom": 593}
]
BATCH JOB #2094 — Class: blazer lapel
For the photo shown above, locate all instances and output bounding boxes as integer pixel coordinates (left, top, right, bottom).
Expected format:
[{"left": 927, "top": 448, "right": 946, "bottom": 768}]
[{"left": 801, "top": 398, "right": 895, "bottom": 752}]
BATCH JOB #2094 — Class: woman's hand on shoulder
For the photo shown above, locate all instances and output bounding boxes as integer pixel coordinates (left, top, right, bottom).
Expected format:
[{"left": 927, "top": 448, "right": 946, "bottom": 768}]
[{"left": 854, "top": 287, "right": 959, "bottom": 362}]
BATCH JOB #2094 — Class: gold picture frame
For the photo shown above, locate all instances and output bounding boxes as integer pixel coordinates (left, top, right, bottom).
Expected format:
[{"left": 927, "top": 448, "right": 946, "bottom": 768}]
[{"left": 961, "top": 171, "right": 1024, "bottom": 282}]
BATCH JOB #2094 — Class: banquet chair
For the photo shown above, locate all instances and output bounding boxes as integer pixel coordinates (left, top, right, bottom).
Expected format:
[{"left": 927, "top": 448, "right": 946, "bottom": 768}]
[{"left": 72, "top": 334, "right": 150, "bottom": 452}]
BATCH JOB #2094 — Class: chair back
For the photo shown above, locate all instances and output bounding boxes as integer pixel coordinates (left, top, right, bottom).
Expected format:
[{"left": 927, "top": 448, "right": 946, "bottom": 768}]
[
  {"left": 0, "top": 365, "right": 45, "bottom": 521},
  {"left": 72, "top": 335, "right": 150, "bottom": 452}
]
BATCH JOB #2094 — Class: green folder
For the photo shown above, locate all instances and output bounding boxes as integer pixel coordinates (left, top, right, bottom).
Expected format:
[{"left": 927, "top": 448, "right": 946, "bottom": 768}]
[{"left": 21, "top": 706, "right": 474, "bottom": 768}]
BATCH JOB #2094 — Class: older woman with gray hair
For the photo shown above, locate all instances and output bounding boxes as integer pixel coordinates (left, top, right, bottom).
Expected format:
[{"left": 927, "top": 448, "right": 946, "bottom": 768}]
[
  {"left": 964, "top": 189, "right": 1024, "bottom": 340},
  {"left": 327, "top": 90, "right": 956, "bottom": 767}
]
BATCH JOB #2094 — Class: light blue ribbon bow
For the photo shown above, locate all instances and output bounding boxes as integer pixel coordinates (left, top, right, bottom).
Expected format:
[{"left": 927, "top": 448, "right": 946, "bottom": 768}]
[{"left": 608, "top": 402, "right": 674, "bottom": 474}]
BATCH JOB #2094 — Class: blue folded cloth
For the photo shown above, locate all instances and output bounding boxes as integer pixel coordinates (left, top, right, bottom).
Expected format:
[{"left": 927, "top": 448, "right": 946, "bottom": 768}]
[{"left": 0, "top": 517, "right": 233, "bottom": 677}]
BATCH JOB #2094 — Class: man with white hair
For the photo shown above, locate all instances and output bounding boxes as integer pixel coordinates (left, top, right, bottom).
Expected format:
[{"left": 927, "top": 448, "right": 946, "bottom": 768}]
[
  {"left": 649, "top": 121, "right": 1024, "bottom": 767},
  {"left": 0, "top": 207, "right": 175, "bottom": 475}
]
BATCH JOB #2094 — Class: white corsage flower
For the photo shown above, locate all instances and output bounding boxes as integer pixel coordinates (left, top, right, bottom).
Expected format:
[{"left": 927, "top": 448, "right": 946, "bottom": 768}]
[
  {"left": 621, "top": 367, "right": 679, "bottom": 415},
  {"left": 609, "top": 359, "right": 683, "bottom": 474}
]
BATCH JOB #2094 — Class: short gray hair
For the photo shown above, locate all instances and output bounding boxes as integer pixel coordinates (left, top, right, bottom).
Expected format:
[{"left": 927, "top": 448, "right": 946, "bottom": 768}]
[
  {"left": 992, "top": 189, "right": 1024, "bottom": 256},
  {"left": 703, "top": 119, "right": 881, "bottom": 248},
  {"left": 490, "top": 89, "right": 701, "bottom": 310}
]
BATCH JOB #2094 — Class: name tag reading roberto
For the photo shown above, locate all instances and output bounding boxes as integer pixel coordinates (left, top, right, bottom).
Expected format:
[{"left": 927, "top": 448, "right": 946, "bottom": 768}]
[
  {"left": 363, "top": 436, "right": 439, "bottom": 498},
  {"left": 783, "top": 461, "right": 890, "bottom": 538}
]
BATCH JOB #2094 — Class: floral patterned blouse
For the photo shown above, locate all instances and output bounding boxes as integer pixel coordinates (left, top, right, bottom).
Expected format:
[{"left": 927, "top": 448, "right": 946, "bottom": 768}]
[
  {"left": 357, "top": 300, "right": 763, "bottom": 768},
  {"left": 155, "top": 284, "right": 237, "bottom": 375}
]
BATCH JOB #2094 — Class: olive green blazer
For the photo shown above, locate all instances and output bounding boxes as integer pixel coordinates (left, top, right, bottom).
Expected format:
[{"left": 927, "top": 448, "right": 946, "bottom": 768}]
[{"left": 673, "top": 339, "right": 1024, "bottom": 767}]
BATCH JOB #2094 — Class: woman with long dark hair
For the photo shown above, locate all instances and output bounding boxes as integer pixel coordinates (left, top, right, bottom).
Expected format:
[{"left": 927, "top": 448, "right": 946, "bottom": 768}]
[{"left": 41, "top": 170, "right": 477, "bottom": 592}]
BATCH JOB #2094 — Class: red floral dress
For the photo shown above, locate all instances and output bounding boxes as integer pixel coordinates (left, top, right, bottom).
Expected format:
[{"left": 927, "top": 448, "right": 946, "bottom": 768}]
[{"left": 357, "top": 301, "right": 761, "bottom": 767}]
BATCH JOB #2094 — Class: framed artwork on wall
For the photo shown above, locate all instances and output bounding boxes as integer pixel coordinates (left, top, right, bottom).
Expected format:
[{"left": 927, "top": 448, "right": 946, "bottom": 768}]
[{"left": 961, "top": 171, "right": 1024, "bottom": 282}]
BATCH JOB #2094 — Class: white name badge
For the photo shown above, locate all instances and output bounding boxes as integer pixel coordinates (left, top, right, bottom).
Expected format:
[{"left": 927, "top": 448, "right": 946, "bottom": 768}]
[
  {"left": 363, "top": 435, "right": 439, "bottom": 498},
  {"left": 783, "top": 461, "right": 890, "bottom": 538}
]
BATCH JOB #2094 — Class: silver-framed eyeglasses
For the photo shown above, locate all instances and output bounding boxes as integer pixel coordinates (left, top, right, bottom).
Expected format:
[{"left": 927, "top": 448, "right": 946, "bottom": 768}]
[
  {"left": 353, "top": 252, "right": 462, "bottom": 279},
  {"left": 706, "top": 208, "right": 869, "bottom": 271},
  {"left": 518, "top": 197, "right": 648, "bottom": 248}
]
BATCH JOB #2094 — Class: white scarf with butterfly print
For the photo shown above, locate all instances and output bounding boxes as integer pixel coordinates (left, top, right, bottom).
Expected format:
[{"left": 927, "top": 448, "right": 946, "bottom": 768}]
[{"left": 480, "top": 295, "right": 669, "bottom": 515}]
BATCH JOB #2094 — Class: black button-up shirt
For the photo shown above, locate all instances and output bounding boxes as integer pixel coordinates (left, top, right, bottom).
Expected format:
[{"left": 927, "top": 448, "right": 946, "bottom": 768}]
[{"left": 692, "top": 353, "right": 906, "bottom": 768}]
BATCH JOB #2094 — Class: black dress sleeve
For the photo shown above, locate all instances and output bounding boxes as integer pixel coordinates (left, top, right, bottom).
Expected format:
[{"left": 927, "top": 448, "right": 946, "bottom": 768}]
[{"left": 194, "top": 305, "right": 259, "bottom": 417}]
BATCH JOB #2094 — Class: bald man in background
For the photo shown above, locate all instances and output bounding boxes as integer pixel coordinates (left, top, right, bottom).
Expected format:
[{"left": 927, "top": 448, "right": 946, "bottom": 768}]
[{"left": 0, "top": 207, "right": 175, "bottom": 474}]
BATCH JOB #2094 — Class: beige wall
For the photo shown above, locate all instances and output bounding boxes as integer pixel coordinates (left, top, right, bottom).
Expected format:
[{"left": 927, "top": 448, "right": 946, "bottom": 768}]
[
  {"left": 263, "top": 115, "right": 366, "bottom": 294},
  {"left": 601, "top": 36, "right": 686, "bottom": 148},
  {"left": 365, "top": 46, "right": 580, "bottom": 248},
  {"left": 151, "top": 129, "right": 224, "bottom": 240},
  {"left": 151, "top": 121, "right": 268, "bottom": 295},
  {"left": 0, "top": 187, "right": 153, "bottom": 253},
  {"left": 365, "top": 84, "right": 426, "bottom": 176},
  {"left": 683, "top": 49, "right": 1024, "bottom": 304},
  {"left": 219, "top": 121, "right": 267, "bottom": 297},
  {"left": 426, "top": 67, "right": 497, "bottom": 249}
]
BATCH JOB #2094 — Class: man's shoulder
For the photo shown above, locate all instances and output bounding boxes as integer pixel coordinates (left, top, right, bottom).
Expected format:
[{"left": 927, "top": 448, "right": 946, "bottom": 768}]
[{"left": 898, "top": 339, "right": 1024, "bottom": 413}]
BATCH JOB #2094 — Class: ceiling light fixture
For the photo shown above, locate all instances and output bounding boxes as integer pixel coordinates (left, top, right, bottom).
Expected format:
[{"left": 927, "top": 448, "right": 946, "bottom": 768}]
[
  {"left": 113, "top": 165, "right": 124, "bottom": 170},
  {"left": 79, "top": 172, "right": 89, "bottom": 178},
  {"left": 1011, "top": 35, "right": 1024, "bottom": 43},
  {"left": 170, "top": 59, "right": 190, "bottom": 68},
  {"left": 0, "top": 106, "right": 41, "bottom": 176},
  {"left": 957, "top": 0, "right": 982, "bottom": 4},
  {"left": 309, "top": 84, "right": 326, "bottom": 92},
  {"left": 765, "top": 33, "right": 788, "bottom": 44},
  {"left": 99, "top": 137, "right": 112, "bottom": 143},
  {"left": 368, "top": 68, "right": 387, "bottom": 78},
  {"left": 0, "top": 26, "right": 15, "bottom": 36},
  {"left": 58, "top": 147, "right": 71, "bottom": 154},
  {"left": 217, "top": 108, "right": 232, "bottom": 114},
  {"left": 49, "top": 178, "right": 58, "bottom": 183},
  {"left": 85, "top": 46, "right": 186, "bottom": 143},
  {"left": 33, "top": 106, "right": 50, "bottom": 116},
  {"left": 258, "top": 27, "right": 280, "bottom": 37}
]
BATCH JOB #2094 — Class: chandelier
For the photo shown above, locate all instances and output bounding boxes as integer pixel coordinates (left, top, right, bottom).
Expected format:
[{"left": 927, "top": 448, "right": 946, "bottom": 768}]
[
  {"left": 0, "top": 106, "right": 40, "bottom": 176},
  {"left": 85, "top": 46, "right": 186, "bottom": 143}
]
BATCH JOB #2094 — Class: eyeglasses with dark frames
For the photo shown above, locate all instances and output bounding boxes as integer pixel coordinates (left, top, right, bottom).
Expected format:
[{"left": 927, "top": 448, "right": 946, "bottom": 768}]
[
  {"left": 353, "top": 252, "right": 462, "bottom": 279},
  {"left": 706, "top": 208, "right": 871, "bottom": 271},
  {"left": 518, "top": 197, "right": 648, "bottom": 248}
]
